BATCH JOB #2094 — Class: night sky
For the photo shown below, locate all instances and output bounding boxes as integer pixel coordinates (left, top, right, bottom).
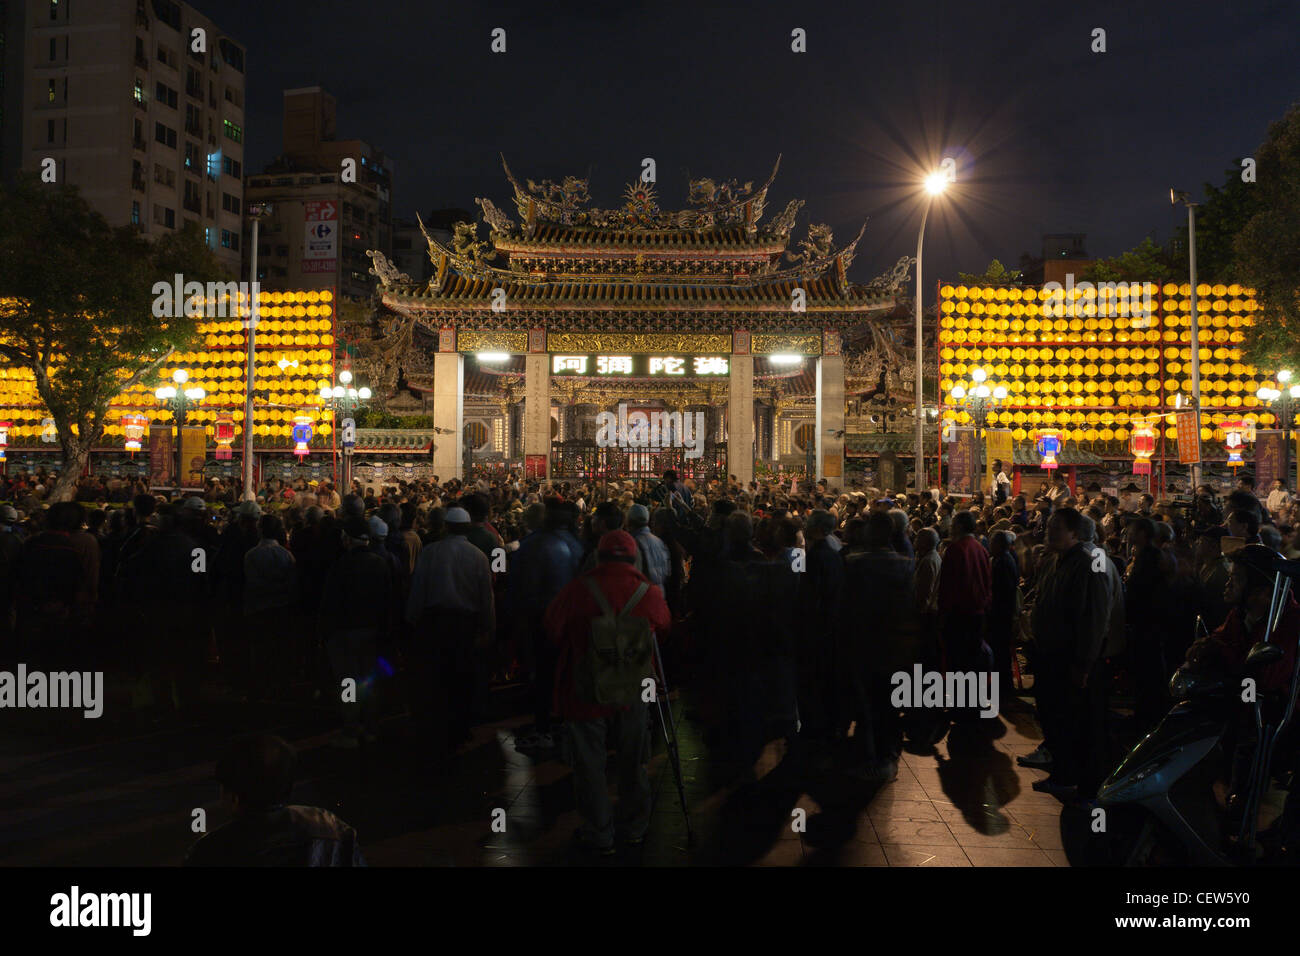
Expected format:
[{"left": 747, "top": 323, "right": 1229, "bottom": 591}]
[{"left": 209, "top": 0, "right": 1297, "bottom": 286}]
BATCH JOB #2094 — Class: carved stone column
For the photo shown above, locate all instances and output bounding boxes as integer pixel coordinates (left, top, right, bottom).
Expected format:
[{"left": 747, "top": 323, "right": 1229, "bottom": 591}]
[
  {"left": 432, "top": 351, "right": 464, "bottom": 480},
  {"left": 728, "top": 354, "right": 754, "bottom": 485}
]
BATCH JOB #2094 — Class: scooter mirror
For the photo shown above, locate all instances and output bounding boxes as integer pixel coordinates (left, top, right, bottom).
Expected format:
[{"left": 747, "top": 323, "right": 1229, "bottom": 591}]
[{"left": 1245, "top": 641, "right": 1285, "bottom": 670}]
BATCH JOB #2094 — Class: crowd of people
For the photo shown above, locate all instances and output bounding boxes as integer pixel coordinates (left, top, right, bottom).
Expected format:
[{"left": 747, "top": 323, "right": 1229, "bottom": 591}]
[{"left": 1, "top": 462, "right": 1298, "bottom": 861}]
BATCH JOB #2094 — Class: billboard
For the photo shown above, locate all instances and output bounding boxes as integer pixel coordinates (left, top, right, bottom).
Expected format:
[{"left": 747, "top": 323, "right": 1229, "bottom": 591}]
[{"left": 303, "top": 200, "right": 338, "bottom": 275}]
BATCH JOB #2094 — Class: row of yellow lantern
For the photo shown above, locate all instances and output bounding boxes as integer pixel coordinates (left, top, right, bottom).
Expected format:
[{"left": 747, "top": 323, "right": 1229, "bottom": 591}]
[
  {"left": 945, "top": 345, "right": 1254, "bottom": 363},
  {"left": 165, "top": 348, "right": 335, "bottom": 365},
  {"left": 941, "top": 328, "right": 1249, "bottom": 345},
  {"left": 944, "top": 300, "right": 1255, "bottom": 317},
  {"left": 954, "top": 424, "right": 1251, "bottom": 443},
  {"left": 941, "top": 282, "right": 1253, "bottom": 300}
]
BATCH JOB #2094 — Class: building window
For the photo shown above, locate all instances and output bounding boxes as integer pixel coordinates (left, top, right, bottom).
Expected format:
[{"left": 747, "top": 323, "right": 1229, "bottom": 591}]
[
  {"left": 49, "top": 38, "right": 57, "bottom": 61},
  {"left": 154, "top": 122, "right": 177, "bottom": 148},
  {"left": 133, "top": 80, "right": 145, "bottom": 104},
  {"left": 153, "top": 164, "right": 175, "bottom": 188},
  {"left": 222, "top": 120, "right": 242, "bottom": 144},
  {"left": 155, "top": 82, "right": 177, "bottom": 109},
  {"left": 47, "top": 120, "right": 55, "bottom": 143},
  {"left": 221, "top": 192, "right": 240, "bottom": 213},
  {"left": 222, "top": 156, "right": 241, "bottom": 179},
  {"left": 220, "top": 229, "right": 240, "bottom": 250},
  {"left": 184, "top": 141, "right": 199, "bottom": 171},
  {"left": 48, "top": 80, "right": 56, "bottom": 103},
  {"left": 154, "top": 205, "right": 175, "bottom": 228},
  {"left": 51, "top": 0, "right": 59, "bottom": 21},
  {"left": 131, "top": 201, "right": 141, "bottom": 226}
]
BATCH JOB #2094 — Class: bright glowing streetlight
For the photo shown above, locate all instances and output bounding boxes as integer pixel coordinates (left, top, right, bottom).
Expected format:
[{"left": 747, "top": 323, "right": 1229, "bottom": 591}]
[{"left": 915, "top": 165, "right": 954, "bottom": 492}]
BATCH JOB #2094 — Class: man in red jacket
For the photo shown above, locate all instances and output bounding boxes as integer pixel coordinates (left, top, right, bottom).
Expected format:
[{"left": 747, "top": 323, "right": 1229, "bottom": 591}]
[{"left": 545, "top": 530, "right": 671, "bottom": 854}]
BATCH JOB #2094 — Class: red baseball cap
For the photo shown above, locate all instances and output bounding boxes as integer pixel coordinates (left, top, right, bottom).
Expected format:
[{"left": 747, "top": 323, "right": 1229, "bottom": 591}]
[{"left": 597, "top": 530, "right": 637, "bottom": 560}]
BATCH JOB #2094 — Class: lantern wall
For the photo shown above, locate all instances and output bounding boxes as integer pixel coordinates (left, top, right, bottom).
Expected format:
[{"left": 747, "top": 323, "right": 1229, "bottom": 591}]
[
  {"left": 938, "top": 281, "right": 1266, "bottom": 456},
  {"left": 0, "top": 289, "right": 336, "bottom": 450}
]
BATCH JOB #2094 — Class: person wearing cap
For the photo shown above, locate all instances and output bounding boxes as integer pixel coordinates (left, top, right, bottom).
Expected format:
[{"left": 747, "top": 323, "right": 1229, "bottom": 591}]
[
  {"left": 405, "top": 506, "right": 496, "bottom": 756},
  {"left": 544, "top": 530, "right": 670, "bottom": 854},
  {"left": 319, "top": 516, "right": 393, "bottom": 748},
  {"left": 626, "top": 504, "right": 669, "bottom": 589}
]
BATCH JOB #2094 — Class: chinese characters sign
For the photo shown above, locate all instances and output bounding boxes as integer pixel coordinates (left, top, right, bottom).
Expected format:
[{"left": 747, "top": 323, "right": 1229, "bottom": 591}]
[{"left": 550, "top": 355, "right": 731, "bottom": 376}]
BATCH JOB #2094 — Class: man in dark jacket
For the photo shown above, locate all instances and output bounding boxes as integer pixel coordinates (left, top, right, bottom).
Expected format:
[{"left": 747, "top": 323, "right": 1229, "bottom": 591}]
[
  {"left": 1030, "top": 507, "right": 1113, "bottom": 798},
  {"left": 510, "top": 501, "right": 581, "bottom": 749},
  {"left": 319, "top": 518, "right": 394, "bottom": 747},
  {"left": 797, "top": 510, "right": 843, "bottom": 744},
  {"left": 185, "top": 734, "right": 365, "bottom": 866},
  {"left": 545, "top": 531, "right": 671, "bottom": 854},
  {"left": 841, "top": 511, "right": 917, "bottom": 778}
]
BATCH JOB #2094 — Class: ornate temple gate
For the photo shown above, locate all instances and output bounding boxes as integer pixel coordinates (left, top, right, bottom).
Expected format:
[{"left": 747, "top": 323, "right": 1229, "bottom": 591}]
[{"left": 372, "top": 157, "right": 900, "bottom": 483}]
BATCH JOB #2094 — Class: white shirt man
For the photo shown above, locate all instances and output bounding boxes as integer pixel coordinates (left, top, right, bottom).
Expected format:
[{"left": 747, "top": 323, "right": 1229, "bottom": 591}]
[
  {"left": 991, "top": 466, "right": 1012, "bottom": 503},
  {"left": 1267, "top": 482, "right": 1292, "bottom": 521}
]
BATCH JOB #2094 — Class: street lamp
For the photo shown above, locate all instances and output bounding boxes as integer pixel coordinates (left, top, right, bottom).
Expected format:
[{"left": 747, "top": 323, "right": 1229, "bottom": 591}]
[
  {"left": 1256, "top": 369, "right": 1300, "bottom": 491},
  {"left": 1171, "top": 187, "right": 1203, "bottom": 487},
  {"left": 916, "top": 168, "right": 951, "bottom": 493},
  {"left": 949, "top": 367, "right": 1007, "bottom": 496},
  {"left": 155, "top": 367, "right": 205, "bottom": 491},
  {"left": 243, "top": 201, "right": 274, "bottom": 501},
  {"left": 319, "top": 367, "right": 372, "bottom": 491}
]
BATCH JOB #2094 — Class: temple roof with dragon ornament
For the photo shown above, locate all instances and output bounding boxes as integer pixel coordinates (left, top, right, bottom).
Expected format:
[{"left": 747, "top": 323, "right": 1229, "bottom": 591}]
[{"left": 367, "top": 156, "right": 912, "bottom": 337}]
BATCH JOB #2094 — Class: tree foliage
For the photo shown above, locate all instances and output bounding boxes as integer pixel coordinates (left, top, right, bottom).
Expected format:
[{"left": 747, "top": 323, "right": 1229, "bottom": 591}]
[
  {"left": 1081, "top": 237, "right": 1179, "bottom": 283},
  {"left": 1238, "top": 104, "right": 1300, "bottom": 369},
  {"left": 0, "top": 175, "right": 224, "bottom": 500},
  {"left": 957, "top": 259, "right": 1021, "bottom": 285}
]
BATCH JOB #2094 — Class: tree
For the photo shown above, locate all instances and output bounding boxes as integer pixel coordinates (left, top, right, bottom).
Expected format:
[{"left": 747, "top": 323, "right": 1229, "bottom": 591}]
[
  {"left": 1184, "top": 162, "right": 1263, "bottom": 282},
  {"left": 0, "top": 175, "right": 225, "bottom": 501},
  {"left": 1081, "top": 236, "right": 1179, "bottom": 283},
  {"left": 958, "top": 259, "right": 1021, "bottom": 285},
  {"left": 1237, "top": 104, "right": 1300, "bottom": 368}
]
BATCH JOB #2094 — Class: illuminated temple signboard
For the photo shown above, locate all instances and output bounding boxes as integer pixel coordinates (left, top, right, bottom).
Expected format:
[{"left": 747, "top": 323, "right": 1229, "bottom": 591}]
[{"left": 550, "top": 355, "right": 731, "bottom": 376}]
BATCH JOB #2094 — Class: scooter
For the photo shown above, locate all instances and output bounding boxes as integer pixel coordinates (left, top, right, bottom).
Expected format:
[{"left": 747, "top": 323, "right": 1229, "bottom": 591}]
[{"left": 1096, "top": 558, "right": 1300, "bottom": 866}]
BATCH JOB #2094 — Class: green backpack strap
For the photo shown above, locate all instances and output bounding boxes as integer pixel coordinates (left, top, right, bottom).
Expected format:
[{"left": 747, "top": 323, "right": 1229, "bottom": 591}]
[
  {"left": 583, "top": 576, "right": 615, "bottom": 617},
  {"left": 621, "top": 581, "right": 650, "bottom": 618}
]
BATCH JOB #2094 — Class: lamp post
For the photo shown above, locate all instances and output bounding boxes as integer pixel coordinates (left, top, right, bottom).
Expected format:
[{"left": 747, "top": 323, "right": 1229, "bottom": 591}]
[
  {"left": 915, "top": 170, "right": 949, "bottom": 494},
  {"left": 1257, "top": 369, "right": 1299, "bottom": 492},
  {"left": 1171, "top": 188, "right": 1202, "bottom": 488},
  {"left": 949, "top": 367, "right": 1007, "bottom": 496},
  {"left": 319, "top": 368, "right": 371, "bottom": 492},
  {"left": 243, "top": 201, "right": 273, "bottom": 501},
  {"left": 155, "top": 368, "right": 204, "bottom": 492}
]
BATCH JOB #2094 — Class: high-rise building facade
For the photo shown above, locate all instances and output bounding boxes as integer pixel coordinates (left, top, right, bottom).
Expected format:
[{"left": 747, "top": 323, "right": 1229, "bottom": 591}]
[
  {"left": 18, "top": 0, "right": 245, "bottom": 274},
  {"left": 245, "top": 87, "right": 393, "bottom": 300}
]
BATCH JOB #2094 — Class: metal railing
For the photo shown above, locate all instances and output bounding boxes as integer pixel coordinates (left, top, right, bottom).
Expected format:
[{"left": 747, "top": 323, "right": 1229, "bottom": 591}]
[{"left": 550, "top": 438, "right": 727, "bottom": 480}]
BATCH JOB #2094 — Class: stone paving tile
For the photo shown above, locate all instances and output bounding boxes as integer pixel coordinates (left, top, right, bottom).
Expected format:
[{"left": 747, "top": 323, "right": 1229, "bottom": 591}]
[
  {"left": 882, "top": 844, "right": 972, "bottom": 866},
  {"left": 872, "top": 819, "right": 960, "bottom": 847},
  {"left": 960, "top": 846, "right": 1056, "bottom": 867}
]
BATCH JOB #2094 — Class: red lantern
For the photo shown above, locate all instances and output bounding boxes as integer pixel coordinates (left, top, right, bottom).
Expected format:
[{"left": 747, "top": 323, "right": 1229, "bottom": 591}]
[
  {"left": 122, "top": 413, "right": 147, "bottom": 454},
  {"left": 1130, "top": 420, "right": 1156, "bottom": 475},
  {"left": 292, "top": 414, "right": 314, "bottom": 458},
  {"left": 0, "top": 420, "right": 9, "bottom": 462},
  {"left": 215, "top": 414, "right": 235, "bottom": 460}
]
